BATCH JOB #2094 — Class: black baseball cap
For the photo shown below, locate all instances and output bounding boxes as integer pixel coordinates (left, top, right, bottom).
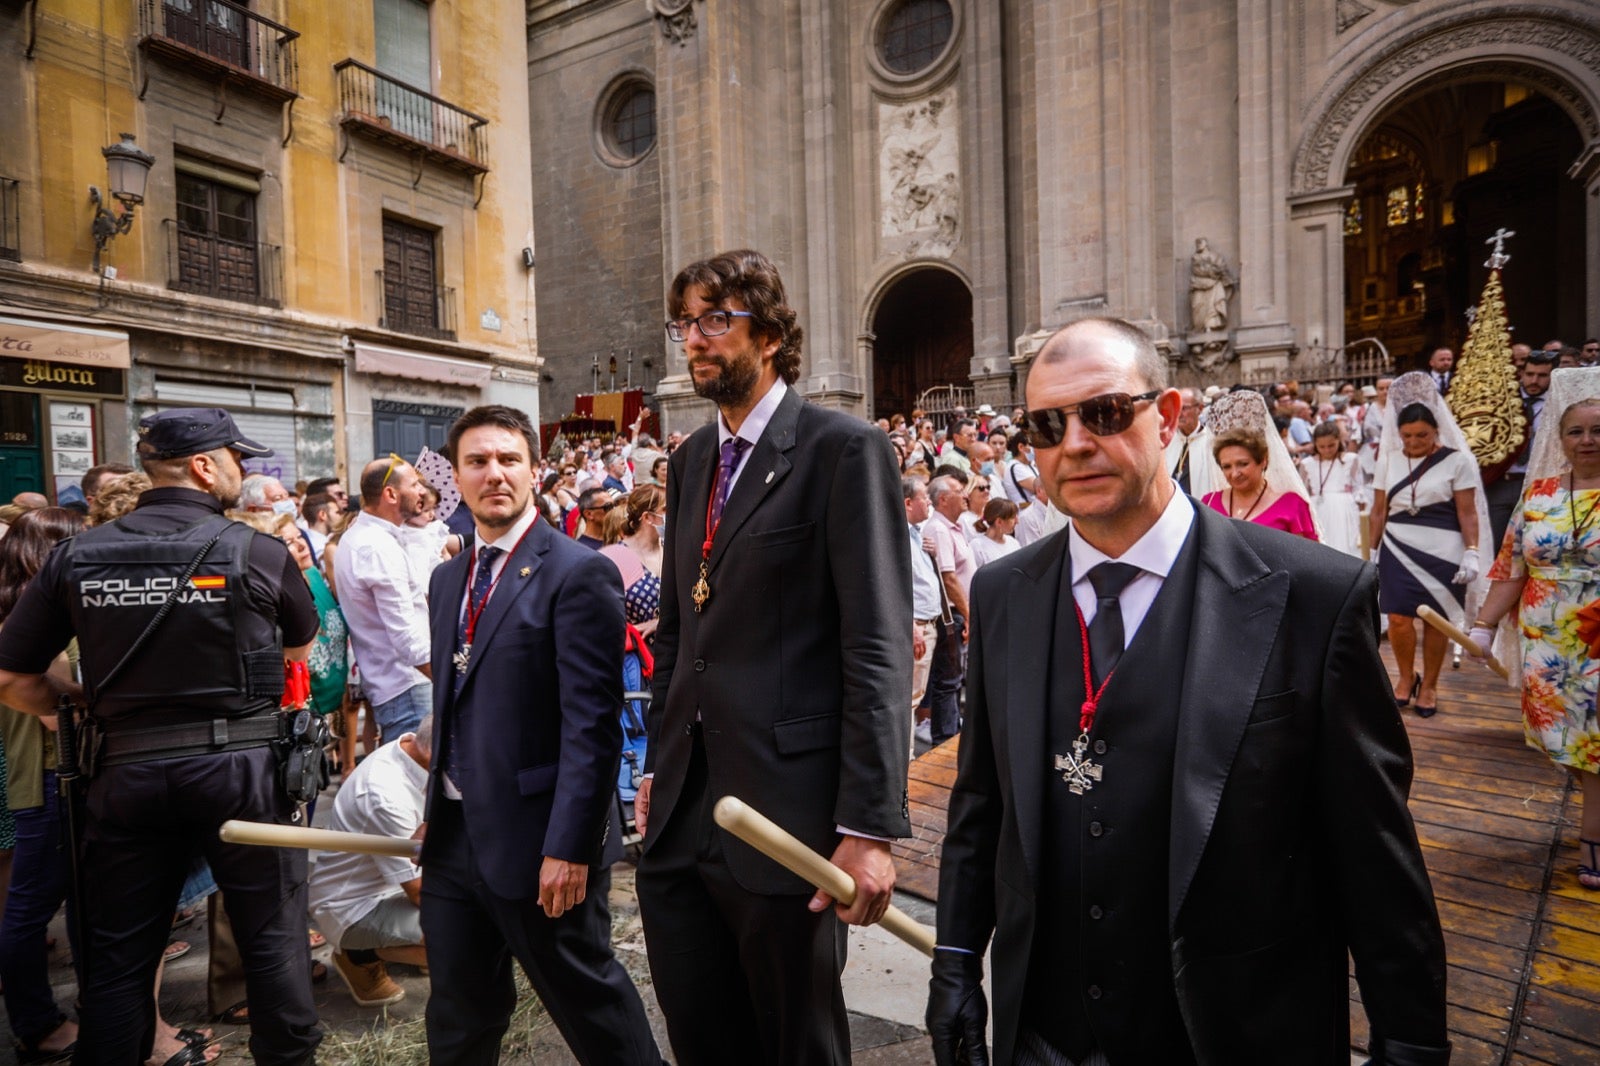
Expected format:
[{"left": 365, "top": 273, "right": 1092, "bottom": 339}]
[{"left": 137, "top": 407, "right": 273, "bottom": 460}]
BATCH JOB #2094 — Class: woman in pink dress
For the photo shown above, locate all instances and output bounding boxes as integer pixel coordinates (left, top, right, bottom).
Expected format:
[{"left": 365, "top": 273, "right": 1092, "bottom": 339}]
[{"left": 1201, "top": 427, "right": 1318, "bottom": 540}]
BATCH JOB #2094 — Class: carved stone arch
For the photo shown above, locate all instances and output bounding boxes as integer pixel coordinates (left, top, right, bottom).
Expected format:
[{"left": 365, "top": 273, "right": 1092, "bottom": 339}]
[
  {"left": 1292, "top": 7, "right": 1600, "bottom": 196},
  {"left": 859, "top": 258, "right": 974, "bottom": 337}
]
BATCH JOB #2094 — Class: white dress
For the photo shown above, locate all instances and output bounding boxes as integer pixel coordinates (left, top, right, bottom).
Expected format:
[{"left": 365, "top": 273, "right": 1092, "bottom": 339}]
[{"left": 1299, "top": 453, "right": 1363, "bottom": 557}]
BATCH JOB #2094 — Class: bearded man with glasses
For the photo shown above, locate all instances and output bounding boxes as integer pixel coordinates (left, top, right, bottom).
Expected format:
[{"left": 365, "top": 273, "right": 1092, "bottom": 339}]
[
  {"left": 637, "top": 249, "right": 911, "bottom": 1065},
  {"left": 927, "top": 317, "right": 1449, "bottom": 1066}
]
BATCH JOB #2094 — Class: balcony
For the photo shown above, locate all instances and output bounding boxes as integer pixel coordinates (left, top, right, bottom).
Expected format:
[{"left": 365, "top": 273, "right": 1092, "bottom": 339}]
[
  {"left": 164, "top": 219, "right": 282, "bottom": 307},
  {"left": 0, "top": 178, "right": 18, "bottom": 262},
  {"left": 336, "top": 60, "right": 489, "bottom": 176},
  {"left": 377, "top": 270, "right": 457, "bottom": 342},
  {"left": 138, "top": 0, "right": 299, "bottom": 102}
]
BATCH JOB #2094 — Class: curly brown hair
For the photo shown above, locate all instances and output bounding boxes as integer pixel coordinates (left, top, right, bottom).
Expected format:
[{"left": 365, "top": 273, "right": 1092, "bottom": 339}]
[
  {"left": 1211, "top": 428, "right": 1269, "bottom": 465},
  {"left": 667, "top": 249, "right": 804, "bottom": 385}
]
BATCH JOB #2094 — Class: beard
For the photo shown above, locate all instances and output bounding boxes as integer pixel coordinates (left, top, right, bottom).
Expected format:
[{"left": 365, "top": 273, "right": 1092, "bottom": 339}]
[{"left": 690, "top": 351, "right": 763, "bottom": 408}]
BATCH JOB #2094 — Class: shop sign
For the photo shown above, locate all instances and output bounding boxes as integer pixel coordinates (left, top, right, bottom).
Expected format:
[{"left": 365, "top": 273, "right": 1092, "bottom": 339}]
[{"left": 0, "top": 356, "right": 125, "bottom": 396}]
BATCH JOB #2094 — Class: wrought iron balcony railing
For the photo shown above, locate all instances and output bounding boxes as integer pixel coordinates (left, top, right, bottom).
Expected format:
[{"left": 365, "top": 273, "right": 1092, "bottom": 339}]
[
  {"left": 139, "top": 0, "right": 299, "bottom": 101},
  {"left": 336, "top": 59, "right": 489, "bottom": 175},
  {"left": 0, "top": 177, "right": 19, "bottom": 262},
  {"left": 164, "top": 219, "right": 282, "bottom": 307},
  {"left": 377, "top": 270, "right": 458, "bottom": 342}
]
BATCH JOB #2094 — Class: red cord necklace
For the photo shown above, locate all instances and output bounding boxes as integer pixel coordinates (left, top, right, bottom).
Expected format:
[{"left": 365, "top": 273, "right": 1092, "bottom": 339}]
[
  {"left": 453, "top": 519, "right": 536, "bottom": 672},
  {"left": 1053, "top": 597, "right": 1111, "bottom": 794}
]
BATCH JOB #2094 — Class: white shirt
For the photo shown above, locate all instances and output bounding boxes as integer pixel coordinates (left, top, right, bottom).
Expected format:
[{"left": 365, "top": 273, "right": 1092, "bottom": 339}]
[
  {"left": 334, "top": 511, "right": 432, "bottom": 707},
  {"left": 1066, "top": 487, "right": 1196, "bottom": 647},
  {"left": 970, "top": 532, "right": 1021, "bottom": 568},
  {"left": 308, "top": 736, "right": 427, "bottom": 950},
  {"left": 716, "top": 377, "right": 788, "bottom": 492},
  {"left": 1014, "top": 498, "right": 1068, "bottom": 547}
]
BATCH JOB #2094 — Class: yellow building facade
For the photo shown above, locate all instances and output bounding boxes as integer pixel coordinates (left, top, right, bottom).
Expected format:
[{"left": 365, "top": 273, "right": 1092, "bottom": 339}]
[{"left": 0, "top": 0, "right": 538, "bottom": 498}]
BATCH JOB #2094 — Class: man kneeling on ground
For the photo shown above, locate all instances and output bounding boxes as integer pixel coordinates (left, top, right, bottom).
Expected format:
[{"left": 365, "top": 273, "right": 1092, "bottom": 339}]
[{"left": 309, "top": 715, "right": 432, "bottom": 1006}]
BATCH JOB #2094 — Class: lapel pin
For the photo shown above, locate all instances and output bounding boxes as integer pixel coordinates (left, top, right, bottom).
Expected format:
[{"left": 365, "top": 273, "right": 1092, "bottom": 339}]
[
  {"left": 519, "top": 566, "right": 531, "bottom": 577},
  {"left": 765, "top": 471, "right": 775, "bottom": 484}
]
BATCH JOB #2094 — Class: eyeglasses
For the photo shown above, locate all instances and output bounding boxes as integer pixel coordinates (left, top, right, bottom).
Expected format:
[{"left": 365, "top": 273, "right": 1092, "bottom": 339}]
[
  {"left": 380, "top": 452, "right": 404, "bottom": 488},
  {"left": 1023, "top": 391, "right": 1160, "bottom": 447},
  {"left": 665, "top": 309, "right": 756, "bottom": 342}
]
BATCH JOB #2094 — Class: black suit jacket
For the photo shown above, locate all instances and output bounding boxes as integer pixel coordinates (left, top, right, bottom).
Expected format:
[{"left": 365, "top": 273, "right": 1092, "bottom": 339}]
[
  {"left": 423, "top": 516, "right": 625, "bottom": 900},
  {"left": 937, "top": 501, "right": 1450, "bottom": 1065},
  {"left": 645, "top": 387, "right": 913, "bottom": 894}
]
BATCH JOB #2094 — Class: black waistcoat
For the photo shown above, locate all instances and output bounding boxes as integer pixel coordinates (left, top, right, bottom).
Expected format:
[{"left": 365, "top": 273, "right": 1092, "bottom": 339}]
[{"left": 1021, "top": 531, "right": 1199, "bottom": 1064}]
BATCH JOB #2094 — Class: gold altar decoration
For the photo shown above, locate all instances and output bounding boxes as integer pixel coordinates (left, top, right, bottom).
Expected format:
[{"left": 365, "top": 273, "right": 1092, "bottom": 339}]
[{"left": 1448, "top": 229, "right": 1524, "bottom": 467}]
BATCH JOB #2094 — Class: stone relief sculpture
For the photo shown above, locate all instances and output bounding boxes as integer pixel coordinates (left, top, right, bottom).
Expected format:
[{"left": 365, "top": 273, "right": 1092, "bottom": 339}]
[
  {"left": 646, "top": 0, "right": 697, "bottom": 45},
  {"left": 880, "top": 93, "right": 961, "bottom": 257},
  {"left": 1188, "top": 237, "right": 1236, "bottom": 333}
]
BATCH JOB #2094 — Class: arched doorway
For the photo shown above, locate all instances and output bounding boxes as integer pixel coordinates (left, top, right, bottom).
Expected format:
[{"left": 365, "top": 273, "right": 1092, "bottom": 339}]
[
  {"left": 870, "top": 267, "right": 973, "bottom": 420},
  {"left": 1341, "top": 83, "right": 1588, "bottom": 370}
]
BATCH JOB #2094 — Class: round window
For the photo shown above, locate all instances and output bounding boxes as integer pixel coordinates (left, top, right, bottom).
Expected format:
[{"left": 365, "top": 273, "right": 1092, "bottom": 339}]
[
  {"left": 604, "top": 83, "right": 657, "bottom": 164},
  {"left": 878, "top": 0, "right": 954, "bottom": 77}
]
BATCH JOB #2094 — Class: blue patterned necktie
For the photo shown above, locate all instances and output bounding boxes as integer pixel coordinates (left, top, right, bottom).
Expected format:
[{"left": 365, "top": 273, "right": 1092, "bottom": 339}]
[
  {"left": 453, "top": 545, "right": 501, "bottom": 694},
  {"left": 445, "top": 545, "right": 502, "bottom": 789},
  {"left": 711, "top": 437, "right": 750, "bottom": 528}
]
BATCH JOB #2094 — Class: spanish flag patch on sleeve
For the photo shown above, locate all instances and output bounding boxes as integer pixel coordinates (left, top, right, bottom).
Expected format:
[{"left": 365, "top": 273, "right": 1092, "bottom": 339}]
[{"left": 190, "top": 576, "right": 227, "bottom": 590}]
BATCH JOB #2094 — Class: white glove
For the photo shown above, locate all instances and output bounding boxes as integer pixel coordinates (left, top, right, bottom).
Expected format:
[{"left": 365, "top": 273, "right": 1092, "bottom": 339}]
[
  {"left": 1452, "top": 548, "right": 1480, "bottom": 585},
  {"left": 1467, "top": 625, "right": 1495, "bottom": 660}
]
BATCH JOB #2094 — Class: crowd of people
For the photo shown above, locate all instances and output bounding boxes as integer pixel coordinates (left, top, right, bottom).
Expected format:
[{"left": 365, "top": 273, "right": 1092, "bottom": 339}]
[{"left": 0, "top": 244, "right": 1591, "bottom": 1064}]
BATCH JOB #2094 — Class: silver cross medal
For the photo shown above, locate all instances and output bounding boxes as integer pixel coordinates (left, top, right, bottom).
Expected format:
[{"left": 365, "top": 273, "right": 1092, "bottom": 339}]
[
  {"left": 1054, "top": 733, "right": 1102, "bottom": 794},
  {"left": 453, "top": 644, "right": 471, "bottom": 673}
]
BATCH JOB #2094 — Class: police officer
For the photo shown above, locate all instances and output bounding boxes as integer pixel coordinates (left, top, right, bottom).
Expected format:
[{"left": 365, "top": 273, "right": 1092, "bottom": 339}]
[{"left": 0, "top": 408, "right": 323, "bottom": 1065}]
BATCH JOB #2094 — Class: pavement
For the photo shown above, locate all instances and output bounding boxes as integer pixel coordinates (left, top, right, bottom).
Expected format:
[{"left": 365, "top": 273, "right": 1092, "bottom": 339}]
[{"left": 1, "top": 854, "right": 940, "bottom": 1065}]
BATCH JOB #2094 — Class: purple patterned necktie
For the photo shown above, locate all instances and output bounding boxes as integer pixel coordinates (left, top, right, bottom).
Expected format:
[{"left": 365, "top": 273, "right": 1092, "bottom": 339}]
[{"left": 710, "top": 437, "right": 750, "bottom": 528}]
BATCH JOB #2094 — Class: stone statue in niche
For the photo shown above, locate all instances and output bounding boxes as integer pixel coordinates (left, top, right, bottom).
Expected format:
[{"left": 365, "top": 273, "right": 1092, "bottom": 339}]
[
  {"left": 1188, "top": 238, "right": 1236, "bottom": 333},
  {"left": 880, "top": 93, "right": 961, "bottom": 257},
  {"left": 647, "top": 0, "right": 697, "bottom": 45}
]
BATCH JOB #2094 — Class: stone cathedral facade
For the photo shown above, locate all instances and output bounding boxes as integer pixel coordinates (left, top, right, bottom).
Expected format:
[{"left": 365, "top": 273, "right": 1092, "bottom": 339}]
[{"left": 527, "top": 0, "right": 1600, "bottom": 431}]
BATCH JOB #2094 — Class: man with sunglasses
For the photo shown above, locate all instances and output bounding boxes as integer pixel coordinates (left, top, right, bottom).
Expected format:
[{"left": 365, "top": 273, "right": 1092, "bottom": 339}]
[
  {"left": 929, "top": 317, "right": 1448, "bottom": 1065},
  {"left": 636, "top": 249, "right": 911, "bottom": 1065},
  {"left": 334, "top": 454, "right": 434, "bottom": 741}
]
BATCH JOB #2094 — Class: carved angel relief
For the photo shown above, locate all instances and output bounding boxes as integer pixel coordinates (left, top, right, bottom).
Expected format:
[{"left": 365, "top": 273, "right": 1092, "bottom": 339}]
[{"left": 879, "top": 94, "right": 961, "bottom": 258}]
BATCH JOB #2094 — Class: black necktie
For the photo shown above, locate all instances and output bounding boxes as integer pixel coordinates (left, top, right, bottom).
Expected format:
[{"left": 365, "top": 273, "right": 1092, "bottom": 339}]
[{"left": 1086, "top": 562, "right": 1140, "bottom": 689}]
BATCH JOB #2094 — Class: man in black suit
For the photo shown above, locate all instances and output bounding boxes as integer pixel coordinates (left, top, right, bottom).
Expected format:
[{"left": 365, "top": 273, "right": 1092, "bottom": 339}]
[
  {"left": 635, "top": 249, "right": 912, "bottom": 1065},
  {"left": 928, "top": 318, "right": 1450, "bottom": 1065},
  {"left": 421, "top": 405, "right": 661, "bottom": 1065},
  {"left": 1428, "top": 346, "right": 1455, "bottom": 395}
]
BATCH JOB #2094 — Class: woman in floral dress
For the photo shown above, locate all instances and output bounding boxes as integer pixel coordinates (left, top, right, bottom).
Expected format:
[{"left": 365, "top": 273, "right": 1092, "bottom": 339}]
[{"left": 1471, "top": 382, "right": 1600, "bottom": 890}]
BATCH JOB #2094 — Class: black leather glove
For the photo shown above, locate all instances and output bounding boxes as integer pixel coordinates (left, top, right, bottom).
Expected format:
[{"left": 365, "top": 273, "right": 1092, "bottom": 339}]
[{"left": 926, "top": 948, "right": 989, "bottom": 1066}]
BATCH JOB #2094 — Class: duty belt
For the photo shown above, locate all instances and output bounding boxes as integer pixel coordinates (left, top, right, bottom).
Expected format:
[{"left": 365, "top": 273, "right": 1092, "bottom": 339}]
[{"left": 98, "top": 714, "right": 284, "bottom": 768}]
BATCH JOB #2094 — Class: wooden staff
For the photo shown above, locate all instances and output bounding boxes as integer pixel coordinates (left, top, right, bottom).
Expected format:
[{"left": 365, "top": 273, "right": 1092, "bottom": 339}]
[
  {"left": 712, "top": 796, "right": 936, "bottom": 958},
  {"left": 1417, "top": 605, "right": 1511, "bottom": 680},
  {"left": 219, "top": 820, "right": 421, "bottom": 859}
]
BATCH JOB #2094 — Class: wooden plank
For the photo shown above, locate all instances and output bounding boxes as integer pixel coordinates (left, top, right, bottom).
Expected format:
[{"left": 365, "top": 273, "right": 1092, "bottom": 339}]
[
  {"left": 1507, "top": 1025, "right": 1600, "bottom": 1065},
  {"left": 1518, "top": 984, "right": 1600, "bottom": 1052}
]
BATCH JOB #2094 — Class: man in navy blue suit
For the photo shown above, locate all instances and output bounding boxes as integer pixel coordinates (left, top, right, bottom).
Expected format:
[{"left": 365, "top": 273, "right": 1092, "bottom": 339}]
[{"left": 420, "top": 405, "right": 661, "bottom": 1065}]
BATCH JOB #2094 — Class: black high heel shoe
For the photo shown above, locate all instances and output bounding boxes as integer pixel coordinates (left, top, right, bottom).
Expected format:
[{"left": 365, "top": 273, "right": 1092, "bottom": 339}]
[{"left": 1395, "top": 671, "right": 1420, "bottom": 708}]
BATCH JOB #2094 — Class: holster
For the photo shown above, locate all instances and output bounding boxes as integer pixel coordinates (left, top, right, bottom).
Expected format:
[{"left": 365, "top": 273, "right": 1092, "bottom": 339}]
[
  {"left": 76, "top": 715, "right": 102, "bottom": 780},
  {"left": 273, "top": 709, "right": 330, "bottom": 804}
]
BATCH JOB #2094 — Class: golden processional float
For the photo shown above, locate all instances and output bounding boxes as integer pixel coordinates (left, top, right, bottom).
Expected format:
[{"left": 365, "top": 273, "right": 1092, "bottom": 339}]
[{"left": 1448, "top": 228, "right": 1525, "bottom": 468}]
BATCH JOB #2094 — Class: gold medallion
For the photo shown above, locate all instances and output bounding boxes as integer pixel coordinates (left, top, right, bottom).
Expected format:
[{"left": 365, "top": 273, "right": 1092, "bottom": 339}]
[{"left": 691, "top": 561, "right": 711, "bottom": 612}]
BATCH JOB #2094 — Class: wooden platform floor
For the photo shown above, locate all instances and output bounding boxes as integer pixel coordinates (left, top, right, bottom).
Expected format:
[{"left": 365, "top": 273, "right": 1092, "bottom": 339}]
[{"left": 891, "top": 641, "right": 1600, "bottom": 1064}]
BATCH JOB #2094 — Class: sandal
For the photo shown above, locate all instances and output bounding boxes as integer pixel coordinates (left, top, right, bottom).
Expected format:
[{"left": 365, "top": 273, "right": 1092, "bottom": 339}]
[
  {"left": 155, "top": 1041, "right": 211, "bottom": 1066},
  {"left": 175, "top": 1029, "right": 212, "bottom": 1049},
  {"left": 162, "top": 940, "right": 191, "bottom": 963},
  {"left": 1580, "top": 839, "right": 1600, "bottom": 891},
  {"left": 214, "top": 1001, "right": 249, "bottom": 1026}
]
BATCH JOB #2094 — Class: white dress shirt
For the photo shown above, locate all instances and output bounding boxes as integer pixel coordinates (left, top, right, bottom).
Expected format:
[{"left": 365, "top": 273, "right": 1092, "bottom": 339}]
[
  {"left": 1067, "top": 487, "right": 1196, "bottom": 647},
  {"left": 716, "top": 377, "right": 788, "bottom": 491},
  {"left": 334, "top": 511, "right": 432, "bottom": 707}
]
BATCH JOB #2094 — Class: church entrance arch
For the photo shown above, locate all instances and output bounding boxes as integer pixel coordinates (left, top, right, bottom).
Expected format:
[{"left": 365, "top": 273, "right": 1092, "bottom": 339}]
[
  {"left": 867, "top": 265, "right": 973, "bottom": 421},
  {"left": 1288, "top": 9, "right": 1600, "bottom": 369}
]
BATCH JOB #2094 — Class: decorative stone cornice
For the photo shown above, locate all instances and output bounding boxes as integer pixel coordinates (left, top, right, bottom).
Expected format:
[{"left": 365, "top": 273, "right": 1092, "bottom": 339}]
[{"left": 1293, "top": 8, "right": 1600, "bottom": 195}]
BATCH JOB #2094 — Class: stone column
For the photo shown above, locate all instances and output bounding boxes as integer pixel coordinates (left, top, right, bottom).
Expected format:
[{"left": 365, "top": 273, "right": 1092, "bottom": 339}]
[
  {"left": 1575, "top": 143, "right": 1600, "bottom": 344},
  {"left": 1287, "top": 185, "right": 1355, "bottom": 374},
  {"left": 1232, "top": 0, "right": 1295, "bottom": 367}
]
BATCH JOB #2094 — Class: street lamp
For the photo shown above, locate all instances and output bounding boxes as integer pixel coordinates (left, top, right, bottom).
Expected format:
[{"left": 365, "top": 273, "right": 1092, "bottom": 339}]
[{"left": 90, "top": 133, "right": 156, "bottom": 274}]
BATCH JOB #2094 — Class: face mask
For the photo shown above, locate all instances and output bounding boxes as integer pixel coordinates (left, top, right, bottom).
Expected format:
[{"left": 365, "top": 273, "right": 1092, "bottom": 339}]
[
  {"left": 980, "top": 461, "right": 996, "bottom": 477},
  {"left": 272, "top": 499, "right": 297, "bottom": 517}
]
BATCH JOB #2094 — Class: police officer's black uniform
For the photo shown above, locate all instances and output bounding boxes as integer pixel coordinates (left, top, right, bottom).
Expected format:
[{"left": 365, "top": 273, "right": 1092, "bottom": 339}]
[{"left": 0, "top": 409, "right": 323, "bottom": 1065}]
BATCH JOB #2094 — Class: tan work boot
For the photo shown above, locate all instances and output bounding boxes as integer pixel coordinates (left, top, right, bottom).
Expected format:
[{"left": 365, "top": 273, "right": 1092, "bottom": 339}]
[{"left": 331, "top": 951, "right": 406, "bottom": 1007}]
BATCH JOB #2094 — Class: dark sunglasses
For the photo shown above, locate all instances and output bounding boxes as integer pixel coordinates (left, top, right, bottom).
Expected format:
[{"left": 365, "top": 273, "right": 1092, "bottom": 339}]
[{"left": 1024, "top": 391, "right": 1160, "bottom": 446}]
